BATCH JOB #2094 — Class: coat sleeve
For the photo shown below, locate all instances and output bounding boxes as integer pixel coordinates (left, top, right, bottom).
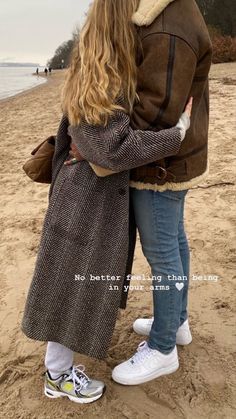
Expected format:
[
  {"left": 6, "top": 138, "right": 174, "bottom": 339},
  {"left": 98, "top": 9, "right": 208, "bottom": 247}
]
[
  {"left": 130, "top": 33, "right": 197, "bottom": 130},
  {"left": 81, "top": 33, "right": 197, "bottom": 176},
  {"left": 68, "top": 110, "right": 182, "bottom": 173}
]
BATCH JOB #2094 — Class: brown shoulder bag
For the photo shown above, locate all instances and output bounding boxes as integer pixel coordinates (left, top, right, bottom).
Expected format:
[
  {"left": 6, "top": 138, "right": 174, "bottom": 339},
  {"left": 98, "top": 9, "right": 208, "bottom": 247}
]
[{"left": 22, "top": 136, "right": 55, "bottom": 184}]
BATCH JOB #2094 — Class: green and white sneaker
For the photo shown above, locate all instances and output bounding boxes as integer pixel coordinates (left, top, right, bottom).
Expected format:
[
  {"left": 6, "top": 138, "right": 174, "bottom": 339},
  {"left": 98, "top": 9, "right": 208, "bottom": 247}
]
[{"left": 44, "top": 364, "right": 105, "bottom": 404}]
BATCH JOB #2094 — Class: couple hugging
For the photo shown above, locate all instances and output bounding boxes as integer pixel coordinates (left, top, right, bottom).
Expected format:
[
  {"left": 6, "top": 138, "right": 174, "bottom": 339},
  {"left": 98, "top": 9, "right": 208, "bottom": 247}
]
[{"left": 21, "top": 0, "right": 212, "bottom": 404}]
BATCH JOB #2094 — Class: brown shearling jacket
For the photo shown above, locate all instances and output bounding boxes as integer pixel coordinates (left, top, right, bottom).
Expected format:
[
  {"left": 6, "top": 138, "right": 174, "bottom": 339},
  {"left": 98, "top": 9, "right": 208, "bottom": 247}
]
[{"left": 129, "top": 0, "right": 213, "bottom": 191}]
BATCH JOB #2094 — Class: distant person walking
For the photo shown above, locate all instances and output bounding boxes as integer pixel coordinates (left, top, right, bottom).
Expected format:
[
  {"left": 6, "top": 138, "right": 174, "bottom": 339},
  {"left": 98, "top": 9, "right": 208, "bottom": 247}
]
[
  {"left": 48, "top": 67, "right": 52, "bottom": 75},
  {"left": 36, "top": 68, "right": 39, "bottom": 75},
  {"left": 44, "top": 68, "right": 48, "bottom": 76}
]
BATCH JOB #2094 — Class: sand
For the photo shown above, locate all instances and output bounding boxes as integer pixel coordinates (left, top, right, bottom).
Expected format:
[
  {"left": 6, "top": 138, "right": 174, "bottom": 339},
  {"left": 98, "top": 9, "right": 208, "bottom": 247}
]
[{"left": 0, "top": 65, "right": 235, "bottom": 419}]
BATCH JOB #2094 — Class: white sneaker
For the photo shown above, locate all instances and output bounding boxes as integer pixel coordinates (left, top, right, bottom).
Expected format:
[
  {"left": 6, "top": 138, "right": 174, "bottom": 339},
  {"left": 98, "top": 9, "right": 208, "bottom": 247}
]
[
  {"left": 112, "top": 341, "right": 179, "bottom": 385},
  {"left": 176, "top": 319, "right": 192, "bottom": 345},
  {"left": 44, "top": 364, "right": 105, "bottom": 403},
  {"left": 133, "top": 318, "right": 192, "bottom": 346}
]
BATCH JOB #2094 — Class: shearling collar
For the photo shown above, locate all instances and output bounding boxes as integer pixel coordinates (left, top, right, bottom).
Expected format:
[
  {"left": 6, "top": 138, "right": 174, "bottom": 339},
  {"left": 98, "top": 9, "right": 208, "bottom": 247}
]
[{"left": 132, "top": 0, "right": 176, "bottom": 26}]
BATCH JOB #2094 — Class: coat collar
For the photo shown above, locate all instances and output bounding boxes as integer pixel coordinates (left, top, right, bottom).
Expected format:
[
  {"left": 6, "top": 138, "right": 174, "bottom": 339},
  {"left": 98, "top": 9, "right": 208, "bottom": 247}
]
[{"left": 132, "top": 0, "right": 176, "bottom": 26}]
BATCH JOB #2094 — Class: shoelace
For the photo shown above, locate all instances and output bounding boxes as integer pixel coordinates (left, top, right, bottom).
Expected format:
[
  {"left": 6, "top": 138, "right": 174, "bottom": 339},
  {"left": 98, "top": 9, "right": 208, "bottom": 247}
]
[
  {"left": 131, "top": 340, "right": 152, "bottom": 364},
  {"left": 69, "top": 364, "right": 91, "bottom": 392}
]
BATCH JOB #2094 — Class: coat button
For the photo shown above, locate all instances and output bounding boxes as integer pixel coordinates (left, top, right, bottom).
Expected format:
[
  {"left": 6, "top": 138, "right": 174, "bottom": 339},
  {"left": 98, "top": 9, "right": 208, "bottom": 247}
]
[{"left": 118, "top": 188, "right": 126, "bottom": 196}]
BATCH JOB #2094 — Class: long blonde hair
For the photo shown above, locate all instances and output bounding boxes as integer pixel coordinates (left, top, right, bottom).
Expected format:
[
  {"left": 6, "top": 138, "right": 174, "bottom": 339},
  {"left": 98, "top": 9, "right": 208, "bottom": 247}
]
[{"left": 61, "top": 0, "right": 140, "bottom": 126}]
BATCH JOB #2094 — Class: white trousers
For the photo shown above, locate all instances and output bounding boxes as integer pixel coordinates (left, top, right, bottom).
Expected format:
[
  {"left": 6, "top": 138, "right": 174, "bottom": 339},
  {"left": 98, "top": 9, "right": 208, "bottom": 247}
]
[{"left": 45, "top": 341, "right": 74, "bottom": 378}]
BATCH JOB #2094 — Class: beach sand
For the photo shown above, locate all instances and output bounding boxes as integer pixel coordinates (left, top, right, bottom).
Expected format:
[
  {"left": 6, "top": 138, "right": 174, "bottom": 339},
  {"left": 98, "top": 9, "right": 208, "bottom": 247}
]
[{"left": 0, "top": 65, "right": 235, "bottom": 418}]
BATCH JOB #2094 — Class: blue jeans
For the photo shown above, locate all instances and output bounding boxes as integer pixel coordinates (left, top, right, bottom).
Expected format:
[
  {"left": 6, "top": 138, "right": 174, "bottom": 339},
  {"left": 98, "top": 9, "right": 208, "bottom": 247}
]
[{"left": 131, "top": 188, "right": 190, "bottom": 354}]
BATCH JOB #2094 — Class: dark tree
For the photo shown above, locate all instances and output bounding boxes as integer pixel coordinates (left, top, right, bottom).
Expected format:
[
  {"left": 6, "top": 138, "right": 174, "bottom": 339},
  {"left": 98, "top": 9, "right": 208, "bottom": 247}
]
[
  {"left": 47, "top": 28, "right": 80, "bottom": 69},
  {"left": 196, "top": 0, "right": 236, "bottom": 36}
]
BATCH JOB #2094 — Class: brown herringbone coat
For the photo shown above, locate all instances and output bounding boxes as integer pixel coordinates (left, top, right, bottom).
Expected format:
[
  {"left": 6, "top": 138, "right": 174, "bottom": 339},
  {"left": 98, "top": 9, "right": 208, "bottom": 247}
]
[{"left": 21, "top": 109, "right": 182, "bottom": 359}]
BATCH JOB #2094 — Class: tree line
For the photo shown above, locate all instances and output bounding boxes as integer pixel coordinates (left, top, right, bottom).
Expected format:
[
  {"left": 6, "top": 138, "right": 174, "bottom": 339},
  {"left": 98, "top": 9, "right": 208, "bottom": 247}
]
[
  {"left": 197, "top": 0, "right": 236, "bottom": 37},
  {"left": 47, "top": 29, "right": 79, "bottom": 69},
  {"left": 47, "top": 0, "right": 236, "bottom": 69}
]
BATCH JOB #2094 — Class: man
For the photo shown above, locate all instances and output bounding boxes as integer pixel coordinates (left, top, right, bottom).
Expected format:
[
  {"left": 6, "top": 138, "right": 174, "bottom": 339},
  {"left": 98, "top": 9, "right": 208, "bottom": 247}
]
[
  {"left": 112, "top": 0, "right": 212, "bottom": 385},
  {"left": 67, "top": 0, "right": 212, "bottom": 385}
]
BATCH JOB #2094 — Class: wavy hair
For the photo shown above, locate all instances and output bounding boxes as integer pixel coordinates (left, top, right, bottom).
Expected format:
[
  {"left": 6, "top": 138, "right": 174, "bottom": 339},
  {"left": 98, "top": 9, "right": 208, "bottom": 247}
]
[{"left": 61, "top": 0, "right": 140, "bottom": 126}]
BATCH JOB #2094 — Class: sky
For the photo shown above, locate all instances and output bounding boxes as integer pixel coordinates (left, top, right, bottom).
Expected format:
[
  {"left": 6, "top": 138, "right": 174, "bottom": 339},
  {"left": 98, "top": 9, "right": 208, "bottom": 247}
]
[{"left": 0, "top": 0, "right": 91, "bottom": 66}]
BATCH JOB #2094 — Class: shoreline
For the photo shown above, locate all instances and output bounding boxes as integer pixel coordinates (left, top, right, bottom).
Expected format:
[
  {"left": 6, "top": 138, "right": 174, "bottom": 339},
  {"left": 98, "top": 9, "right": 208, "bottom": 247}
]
[
  {"left": 0, "top": 80, "right": 47, "bottom": 105},
  {"left": 0, "top": 70, "right": 65, "bottom": 105},
  {"left": 1, "top": 62, "right": 235, "bottom": 106}
]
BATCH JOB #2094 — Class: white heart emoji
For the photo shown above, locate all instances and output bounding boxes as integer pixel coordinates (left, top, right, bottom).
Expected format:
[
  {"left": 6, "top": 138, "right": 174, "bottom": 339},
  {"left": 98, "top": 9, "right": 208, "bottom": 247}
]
[{"left": 175, "top": 282, "right": 184, "bottom": 291}]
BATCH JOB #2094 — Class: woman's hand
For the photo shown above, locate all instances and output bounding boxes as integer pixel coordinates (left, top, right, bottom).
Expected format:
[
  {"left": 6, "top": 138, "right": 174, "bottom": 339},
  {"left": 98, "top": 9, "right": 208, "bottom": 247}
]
[
  {"left": 184, "top": 96, "right": 193, "bottom": 118},
  {"left": 176, "top": 97, "right": 193, "bottom": 142},
  {"left": 64, "top": 143, "right": 85, "bottom": 166}
]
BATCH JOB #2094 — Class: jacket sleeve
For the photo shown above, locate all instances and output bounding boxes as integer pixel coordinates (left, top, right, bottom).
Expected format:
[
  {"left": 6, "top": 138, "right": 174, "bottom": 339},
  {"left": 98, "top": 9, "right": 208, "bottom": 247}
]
[
  {"left": 68, "top": 110, "right": 182, "bottom": 173},
  {"left": 131, "top": 33, "right": 197, "bottom": 130},
  {"left": 84, "top": 33, "right": 197, "bottom": 176}
]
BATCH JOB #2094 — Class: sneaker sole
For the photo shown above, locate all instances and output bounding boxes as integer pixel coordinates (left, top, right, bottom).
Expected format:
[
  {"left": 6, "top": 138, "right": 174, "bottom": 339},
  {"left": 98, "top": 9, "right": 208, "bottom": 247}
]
[
  {"left": 112, "top": 361, "right": 179, "bottom": 385},
  {"left": 176, "top": 335, "right": 192, "bottom": 346},
  {"left": 133, "top": 326, "right": 152, "bottom": 336},
  {"left": 133, "top": 326, "right": 192, "bottom": 346},
  {"left": 44, "top": 386, "right": 106, "bottom": 404}
]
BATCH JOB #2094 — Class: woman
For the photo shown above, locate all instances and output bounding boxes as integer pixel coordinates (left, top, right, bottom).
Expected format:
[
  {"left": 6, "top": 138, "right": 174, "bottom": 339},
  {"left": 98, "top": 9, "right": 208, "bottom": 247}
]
[{"left": 21, "top": 0, "right": 192, "bottom": 404}]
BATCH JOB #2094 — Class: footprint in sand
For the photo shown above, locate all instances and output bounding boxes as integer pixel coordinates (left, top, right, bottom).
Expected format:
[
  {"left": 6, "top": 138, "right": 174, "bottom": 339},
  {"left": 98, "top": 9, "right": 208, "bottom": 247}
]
[{"left": 191, "top": 239, "right": 205, "bottom": 250}]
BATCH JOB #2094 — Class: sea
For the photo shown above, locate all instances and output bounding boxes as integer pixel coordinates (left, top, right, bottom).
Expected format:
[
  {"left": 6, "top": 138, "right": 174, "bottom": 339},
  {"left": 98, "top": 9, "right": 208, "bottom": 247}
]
[{"left": 0, "top": 66, "right": 47, "bottom": 100}]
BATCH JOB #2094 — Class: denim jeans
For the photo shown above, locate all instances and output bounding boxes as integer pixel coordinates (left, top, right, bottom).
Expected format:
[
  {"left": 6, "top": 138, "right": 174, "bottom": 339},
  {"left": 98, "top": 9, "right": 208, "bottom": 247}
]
[{"left": 131, "top": 188, "right": 190, "bottom": 354}]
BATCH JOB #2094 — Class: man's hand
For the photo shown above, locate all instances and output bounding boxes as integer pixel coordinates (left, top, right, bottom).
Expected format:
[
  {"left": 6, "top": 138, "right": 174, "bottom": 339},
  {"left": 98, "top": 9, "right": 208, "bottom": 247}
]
[{"left": 64, "top": 143, "right": 84, "bottom": 166}]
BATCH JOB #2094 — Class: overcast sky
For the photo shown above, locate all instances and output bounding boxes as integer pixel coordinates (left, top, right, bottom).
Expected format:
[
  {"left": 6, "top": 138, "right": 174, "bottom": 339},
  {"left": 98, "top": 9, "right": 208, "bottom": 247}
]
[{"left": 0, "top": 0, "right": 91, "bottom": 65}]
